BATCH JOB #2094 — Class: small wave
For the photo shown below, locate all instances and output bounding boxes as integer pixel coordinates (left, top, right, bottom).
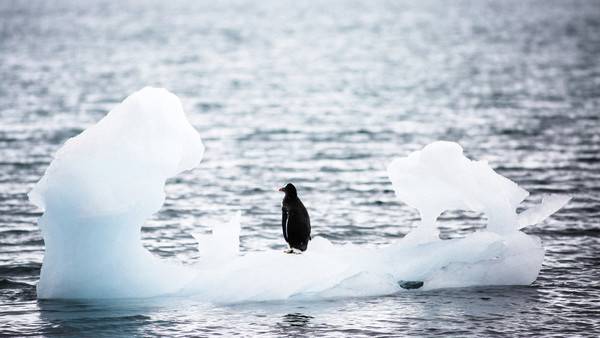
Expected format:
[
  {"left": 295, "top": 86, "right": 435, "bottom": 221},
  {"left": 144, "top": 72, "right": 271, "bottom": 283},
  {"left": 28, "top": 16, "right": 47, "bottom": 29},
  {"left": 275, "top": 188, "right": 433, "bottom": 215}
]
[
  {"left": 0, "top": 263, "right": 41, "bottom": 277},
  {"left": 0, "top": 279, "right": 34, "bottom": 289},
  {"left": 535, "top": 228, "right": 600, "bottom": 238}
]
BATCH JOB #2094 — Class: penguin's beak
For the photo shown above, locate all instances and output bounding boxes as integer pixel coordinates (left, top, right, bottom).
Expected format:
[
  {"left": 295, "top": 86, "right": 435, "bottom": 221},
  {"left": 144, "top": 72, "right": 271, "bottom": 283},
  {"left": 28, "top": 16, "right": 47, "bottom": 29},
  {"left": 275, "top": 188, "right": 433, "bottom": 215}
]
[{"left": 279, "top": 188, "right": 284, "bottom": 192}]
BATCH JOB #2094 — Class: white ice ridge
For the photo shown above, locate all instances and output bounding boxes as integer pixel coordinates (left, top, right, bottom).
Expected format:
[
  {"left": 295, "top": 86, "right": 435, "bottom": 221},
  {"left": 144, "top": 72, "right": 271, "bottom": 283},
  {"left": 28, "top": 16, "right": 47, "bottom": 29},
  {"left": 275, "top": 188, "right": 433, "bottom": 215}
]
[
  {"left": 387, "top": 142, "right": 570, "bottom": 241},
  {"left": 30, "top": 88, "right": 570, "bottom": 301}
]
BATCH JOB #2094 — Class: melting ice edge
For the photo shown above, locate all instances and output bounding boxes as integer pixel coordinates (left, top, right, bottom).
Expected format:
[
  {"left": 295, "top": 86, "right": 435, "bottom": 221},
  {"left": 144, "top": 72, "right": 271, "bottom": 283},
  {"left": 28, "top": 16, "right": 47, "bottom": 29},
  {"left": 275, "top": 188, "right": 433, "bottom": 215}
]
[{"left": 28, "top": 87, "right": 570, "bottom": 302}]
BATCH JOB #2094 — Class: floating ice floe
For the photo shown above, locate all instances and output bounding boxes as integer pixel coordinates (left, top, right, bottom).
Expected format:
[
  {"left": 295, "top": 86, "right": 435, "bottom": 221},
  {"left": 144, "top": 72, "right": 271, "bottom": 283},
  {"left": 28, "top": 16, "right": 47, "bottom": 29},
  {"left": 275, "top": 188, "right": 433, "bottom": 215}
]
[{"left": 29, "top": 87, "right": 570, "bottom": 301}]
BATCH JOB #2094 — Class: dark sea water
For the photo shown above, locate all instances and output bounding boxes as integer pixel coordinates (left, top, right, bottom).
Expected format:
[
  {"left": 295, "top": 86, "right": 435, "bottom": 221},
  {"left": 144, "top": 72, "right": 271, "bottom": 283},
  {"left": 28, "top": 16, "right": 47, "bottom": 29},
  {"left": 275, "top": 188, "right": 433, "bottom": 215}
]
[{"left": 1, "top": 0, "right": 599, "bottom": 336}]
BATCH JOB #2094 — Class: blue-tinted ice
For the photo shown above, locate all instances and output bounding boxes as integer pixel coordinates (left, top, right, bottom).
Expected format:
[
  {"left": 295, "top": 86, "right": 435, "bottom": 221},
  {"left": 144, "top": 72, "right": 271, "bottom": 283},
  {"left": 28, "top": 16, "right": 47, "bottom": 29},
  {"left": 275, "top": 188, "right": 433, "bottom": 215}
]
[{"left": 29, "top": 88, "right": 570, "bottom": 301}]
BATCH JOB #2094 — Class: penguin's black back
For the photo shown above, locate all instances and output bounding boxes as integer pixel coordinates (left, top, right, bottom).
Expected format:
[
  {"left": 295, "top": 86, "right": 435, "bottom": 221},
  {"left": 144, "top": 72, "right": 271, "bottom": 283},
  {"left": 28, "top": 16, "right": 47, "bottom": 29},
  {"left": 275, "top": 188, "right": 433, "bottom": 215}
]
[{"left": 281, "top": 183, "right": 311, "bottom": 251}]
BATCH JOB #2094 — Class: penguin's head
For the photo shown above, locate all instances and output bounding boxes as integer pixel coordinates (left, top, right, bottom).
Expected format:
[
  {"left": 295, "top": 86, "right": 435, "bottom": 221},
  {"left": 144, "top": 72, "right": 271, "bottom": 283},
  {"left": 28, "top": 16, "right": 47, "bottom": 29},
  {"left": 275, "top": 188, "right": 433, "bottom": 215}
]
[{"left": 279, "top": 183, "right": 297, "bottom": 197}]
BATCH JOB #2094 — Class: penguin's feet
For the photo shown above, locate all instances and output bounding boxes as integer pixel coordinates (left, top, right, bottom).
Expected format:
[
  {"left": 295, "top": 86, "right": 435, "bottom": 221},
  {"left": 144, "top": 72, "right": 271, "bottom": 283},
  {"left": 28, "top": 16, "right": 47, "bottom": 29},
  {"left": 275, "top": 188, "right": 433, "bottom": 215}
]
[{"left": 284, "top": 249, "right": 302, "bottom": 254}]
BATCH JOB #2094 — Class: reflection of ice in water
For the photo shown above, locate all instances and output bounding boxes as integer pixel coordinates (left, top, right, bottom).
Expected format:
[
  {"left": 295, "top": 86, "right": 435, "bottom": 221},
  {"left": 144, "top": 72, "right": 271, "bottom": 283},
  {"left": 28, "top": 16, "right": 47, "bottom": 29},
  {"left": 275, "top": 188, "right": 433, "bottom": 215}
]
[{"left": 29, "top": 88, "right": 570, "bottom": 301}]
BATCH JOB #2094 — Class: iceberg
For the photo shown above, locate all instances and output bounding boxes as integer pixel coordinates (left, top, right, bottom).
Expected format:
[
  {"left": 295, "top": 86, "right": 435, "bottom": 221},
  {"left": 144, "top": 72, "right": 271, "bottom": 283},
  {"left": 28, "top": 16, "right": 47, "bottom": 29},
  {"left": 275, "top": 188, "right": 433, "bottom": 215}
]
[
  {"left": 29, "top": 88, "right": 570, "bottom": 301},
  {"left": 29, "top": 87, "right": 203, "bottom": 298}
]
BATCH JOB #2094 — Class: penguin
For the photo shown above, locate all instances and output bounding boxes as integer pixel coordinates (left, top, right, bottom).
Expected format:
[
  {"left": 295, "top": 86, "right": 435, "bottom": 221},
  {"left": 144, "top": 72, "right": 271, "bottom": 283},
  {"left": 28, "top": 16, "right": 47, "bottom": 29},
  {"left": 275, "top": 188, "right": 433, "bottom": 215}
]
[{"left": 279, "top": 183, "right": 311, "bottom": 254}]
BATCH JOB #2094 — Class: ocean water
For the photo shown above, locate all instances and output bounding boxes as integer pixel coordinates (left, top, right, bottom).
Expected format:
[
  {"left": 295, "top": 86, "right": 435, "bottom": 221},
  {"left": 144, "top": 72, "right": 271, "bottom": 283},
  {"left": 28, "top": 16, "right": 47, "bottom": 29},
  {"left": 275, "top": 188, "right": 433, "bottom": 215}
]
[{"left": 1, "top": 0, "right": 599, "bottom": 336}]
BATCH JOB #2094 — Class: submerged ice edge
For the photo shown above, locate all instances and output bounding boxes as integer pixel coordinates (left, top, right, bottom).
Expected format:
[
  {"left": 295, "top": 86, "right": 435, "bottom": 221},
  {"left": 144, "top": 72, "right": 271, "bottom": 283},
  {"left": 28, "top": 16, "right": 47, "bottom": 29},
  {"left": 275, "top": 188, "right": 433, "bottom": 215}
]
[{"left": 30, "top": 88, "right": 570, "bottom": 301}]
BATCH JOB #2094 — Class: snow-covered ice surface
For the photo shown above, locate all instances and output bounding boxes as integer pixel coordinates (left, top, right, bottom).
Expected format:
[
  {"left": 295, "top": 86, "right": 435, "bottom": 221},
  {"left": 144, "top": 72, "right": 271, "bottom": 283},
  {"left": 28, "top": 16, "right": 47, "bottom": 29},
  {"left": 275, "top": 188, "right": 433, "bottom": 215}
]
[{"left": 29, "top": 88, "right": 569, "bottom": 301}]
